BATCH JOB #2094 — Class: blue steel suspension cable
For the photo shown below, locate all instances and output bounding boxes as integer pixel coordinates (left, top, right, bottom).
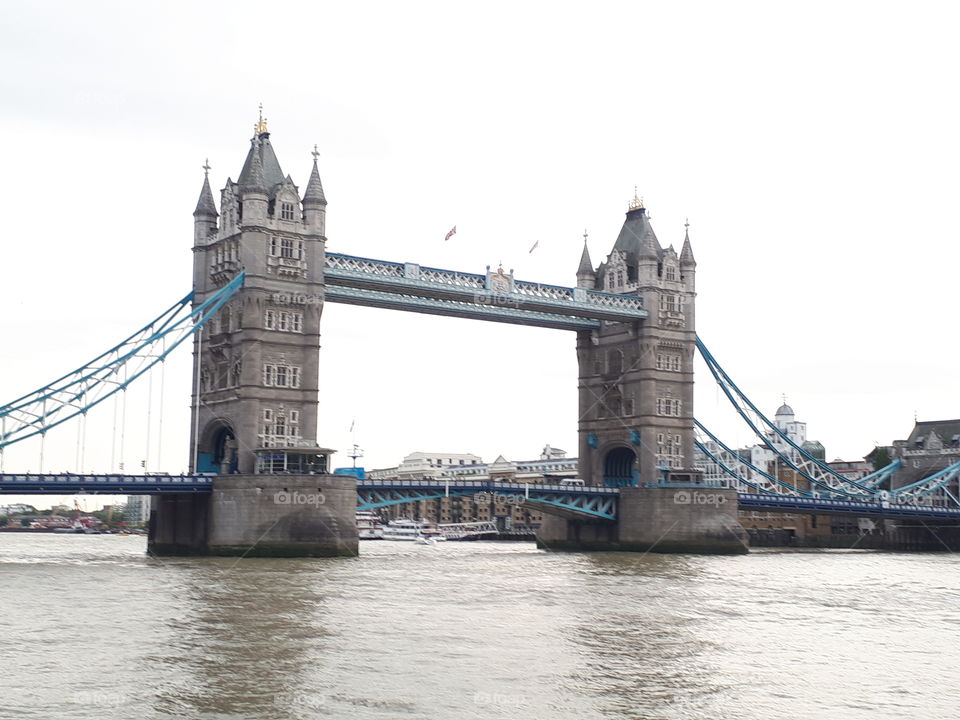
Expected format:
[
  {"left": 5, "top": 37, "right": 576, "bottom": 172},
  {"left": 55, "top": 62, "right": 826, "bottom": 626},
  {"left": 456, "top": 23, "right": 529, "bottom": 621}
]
[
  {"left": 695, "top": 336, "right": 871, "bottom": 497},
  {"left": 694, "top": 418, "right": 812, "bottom": 496},
  {"left": 0, "top": 273, "right": 245, "bottom": 449}
]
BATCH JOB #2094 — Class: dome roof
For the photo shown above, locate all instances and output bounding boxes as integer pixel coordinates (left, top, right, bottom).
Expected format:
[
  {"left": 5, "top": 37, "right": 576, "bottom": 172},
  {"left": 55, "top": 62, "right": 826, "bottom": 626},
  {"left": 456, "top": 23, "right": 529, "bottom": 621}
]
[
  {"left": 775, "top": 403, "right": 795, "bottom": 417},
  {"left": 802, "top": 439, "right": 825, "bottom": 460}
]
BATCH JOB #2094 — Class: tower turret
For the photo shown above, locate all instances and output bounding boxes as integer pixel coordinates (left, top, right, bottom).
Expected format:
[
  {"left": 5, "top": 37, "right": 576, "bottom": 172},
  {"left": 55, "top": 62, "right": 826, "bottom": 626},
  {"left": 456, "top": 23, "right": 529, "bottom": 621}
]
[
  {"left": 302, "top": 146, "right": 327, "bottom": 236},
  {"left": 576, "top": 231, "right": 595, "bottom": 289},
  {"left": 679, "top": 222, "right": 696, "bottom": 268},
  {"left": 193, "top": 160, "right": 218, "bottom": 245}
]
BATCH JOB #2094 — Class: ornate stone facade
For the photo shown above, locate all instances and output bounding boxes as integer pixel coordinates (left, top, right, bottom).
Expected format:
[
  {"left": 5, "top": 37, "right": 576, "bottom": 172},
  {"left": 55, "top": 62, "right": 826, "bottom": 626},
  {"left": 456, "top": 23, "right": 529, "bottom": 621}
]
[
  {"left": 189, "top": 119, "right": 329, "bottom": 474},
  {"left": 575, "top": 198, "right": 698, "bottom": 486}
]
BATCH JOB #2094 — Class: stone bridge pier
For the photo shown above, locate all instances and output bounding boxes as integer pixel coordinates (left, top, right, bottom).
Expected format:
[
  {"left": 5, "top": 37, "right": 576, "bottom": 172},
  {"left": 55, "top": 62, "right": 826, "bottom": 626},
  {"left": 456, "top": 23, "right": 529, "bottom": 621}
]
[
  {"left": 149, "top": 474, "right": 358, "bottom": 557},
  {"left": 537, "top": 486, "right": 748, "bottom": 554}
]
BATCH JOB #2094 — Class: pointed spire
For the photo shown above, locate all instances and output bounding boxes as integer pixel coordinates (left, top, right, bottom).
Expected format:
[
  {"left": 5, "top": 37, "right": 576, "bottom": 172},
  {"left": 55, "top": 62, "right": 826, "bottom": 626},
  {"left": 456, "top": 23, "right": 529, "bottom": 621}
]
[
  {"left": 193, "top": 159, "right": 218, "bottom": 218},
  {"left": 302, "top": 145, "right": 327, "bottom": 206},
  {"left": 242, "top": 137, "right": 268, "bottom": 195},
  {"left": 680, "top": 218, "right": 696, "bottom": 266},
  {"left": 577, "top": 229, "right": 594, "bottom": 276}
]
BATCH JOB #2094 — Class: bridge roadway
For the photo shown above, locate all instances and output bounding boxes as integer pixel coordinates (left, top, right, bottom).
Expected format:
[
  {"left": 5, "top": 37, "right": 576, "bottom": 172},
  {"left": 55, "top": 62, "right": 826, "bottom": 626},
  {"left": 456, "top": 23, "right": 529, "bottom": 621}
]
[{"left": 3, "top": 474, "right": 960, "bottom": 523}]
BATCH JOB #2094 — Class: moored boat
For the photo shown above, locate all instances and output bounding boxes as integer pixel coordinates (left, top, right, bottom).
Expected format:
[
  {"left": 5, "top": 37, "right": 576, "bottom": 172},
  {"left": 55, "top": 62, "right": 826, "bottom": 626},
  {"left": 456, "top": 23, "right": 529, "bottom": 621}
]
[
  {"left": 356, "top": 511, "right": 384, "bottom": 540},
  {"left": 382, "top": 518, "right": 447, "bottom": 542}
]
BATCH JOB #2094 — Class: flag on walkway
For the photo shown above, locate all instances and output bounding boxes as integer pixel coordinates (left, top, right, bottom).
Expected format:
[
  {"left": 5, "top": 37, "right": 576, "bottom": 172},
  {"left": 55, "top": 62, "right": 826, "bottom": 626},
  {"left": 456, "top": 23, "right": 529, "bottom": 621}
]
[
  {"left": 444, "top": 225, "right": 457, "bottom": 241},
  {"left": 528, "top": 240, "right": 539, "bottom": 253}
]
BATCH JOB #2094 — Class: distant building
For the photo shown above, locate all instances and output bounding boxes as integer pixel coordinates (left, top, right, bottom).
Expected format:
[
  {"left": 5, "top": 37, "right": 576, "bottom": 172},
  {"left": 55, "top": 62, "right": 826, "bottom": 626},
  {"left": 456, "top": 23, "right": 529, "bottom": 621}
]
[
  {"left": 368, "top": 445, "right": 576, "bottom": 531},
  {"left": 367, "top": 451, "right": 484, "bottom": 481},
  {"left": 885, "top": 419, "right": 960, "bottom": 496},
  {"left": 828, "top": 459, "right": 873, "bottom": 482},
  {"left": 124, "top": 496, "right": 151, "bottom": 524},
  {"left": 0, "top": 503, "right": 37, "bottom": 516}
]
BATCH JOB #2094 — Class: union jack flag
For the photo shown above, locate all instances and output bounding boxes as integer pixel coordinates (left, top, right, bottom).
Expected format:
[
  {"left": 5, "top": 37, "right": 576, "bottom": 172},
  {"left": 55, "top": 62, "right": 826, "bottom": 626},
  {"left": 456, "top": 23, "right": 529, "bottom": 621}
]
[{"left": 444, "top": 225, "right": 457, "bottom": 241}]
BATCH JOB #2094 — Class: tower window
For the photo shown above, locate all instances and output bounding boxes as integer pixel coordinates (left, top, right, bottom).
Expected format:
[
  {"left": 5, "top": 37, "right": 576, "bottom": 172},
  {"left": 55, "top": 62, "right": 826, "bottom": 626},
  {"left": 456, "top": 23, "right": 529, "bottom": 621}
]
[
  {"left": 656, "top": 354, "right": 682, "bottom": 372},
  {"left": 660, "top": 294, "right": 681, "bottom": 312},
  {"left": 262, "top": 363, "right": 302, "bottom": 388},
  {"left": 264, "top": 310, "right": 302, "bottom": 333},
  {"left": 656, "top": 398, "right": 682, "bottom": 416},
  {"left": 280, "top": 238, "right": 294, "bottom": 258},
  {"left": 281, "top": 202, "right": 295, "bottom": 221}
]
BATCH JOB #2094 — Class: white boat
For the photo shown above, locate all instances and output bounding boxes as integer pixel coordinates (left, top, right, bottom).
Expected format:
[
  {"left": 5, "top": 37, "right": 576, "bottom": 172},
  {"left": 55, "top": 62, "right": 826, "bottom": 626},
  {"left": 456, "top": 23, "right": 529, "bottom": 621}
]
[
  {"left": 382, "top": 518, "right": 447, "bottom": 542},
  {"left": 438, "top": 520, "right": 500, "bottom": 540},
  {"left": 356, "top": 511, "right": 384, "bottom": 540},
  {"left": 414, "top": 536, "right": 436, "bottom": 545}
]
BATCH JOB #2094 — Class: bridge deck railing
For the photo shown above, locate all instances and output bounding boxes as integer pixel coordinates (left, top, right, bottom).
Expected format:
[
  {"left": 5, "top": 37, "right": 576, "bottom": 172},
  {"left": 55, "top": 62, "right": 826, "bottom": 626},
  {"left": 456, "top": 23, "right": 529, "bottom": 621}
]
[{"left": 358, "top": 478, "right": 618, "bottom": 494}]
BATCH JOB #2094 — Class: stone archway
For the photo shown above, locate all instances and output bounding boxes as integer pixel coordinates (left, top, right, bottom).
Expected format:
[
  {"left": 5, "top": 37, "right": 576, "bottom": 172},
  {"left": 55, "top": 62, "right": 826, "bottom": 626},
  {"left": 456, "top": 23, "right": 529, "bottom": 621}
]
[
  {"left": 197, "top": 419, "right": 237, "bottom": 474},
  {"left": 603, "top": 446, "right": 637, "bottom": 487}
]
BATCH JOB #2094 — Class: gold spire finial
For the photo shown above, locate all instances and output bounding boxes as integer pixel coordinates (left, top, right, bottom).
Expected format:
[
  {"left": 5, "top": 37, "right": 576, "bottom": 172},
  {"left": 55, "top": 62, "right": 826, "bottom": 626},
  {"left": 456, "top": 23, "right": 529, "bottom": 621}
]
[
  {"left": 628, "top": 186, "right": 644, "bottom": 211},
  {"left": 583, "top": 228, "right": 588, "bottom": 243},
  {"left": 312, "top": 144, "right": 320, "bottom": 162},
  {"left": 255, "top": 103, "right": 269, "bottom": 135},
  {"left": 202, "top": 158, "right": 211, "bottom": 177}
]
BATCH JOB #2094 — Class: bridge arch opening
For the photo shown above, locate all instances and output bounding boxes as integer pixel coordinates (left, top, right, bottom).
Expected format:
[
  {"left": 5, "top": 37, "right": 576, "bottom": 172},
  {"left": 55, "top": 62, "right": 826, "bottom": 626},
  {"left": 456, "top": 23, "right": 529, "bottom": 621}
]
[
  {"left": 197, "top": 420, "right": 237, "bottom": 474},
  {"left": 603, "top": 446, "right": 637, "bottom": 487}
]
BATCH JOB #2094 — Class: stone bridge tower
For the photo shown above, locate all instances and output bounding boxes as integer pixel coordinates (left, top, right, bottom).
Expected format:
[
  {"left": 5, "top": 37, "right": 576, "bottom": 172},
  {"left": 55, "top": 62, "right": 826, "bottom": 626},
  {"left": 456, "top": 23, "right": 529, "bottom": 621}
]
[
  {"left": 189, "top": 114, "right": 330, "bottom": 475},
  {"left": 575, "top": 195, "right": 698, "bottom": 487}
]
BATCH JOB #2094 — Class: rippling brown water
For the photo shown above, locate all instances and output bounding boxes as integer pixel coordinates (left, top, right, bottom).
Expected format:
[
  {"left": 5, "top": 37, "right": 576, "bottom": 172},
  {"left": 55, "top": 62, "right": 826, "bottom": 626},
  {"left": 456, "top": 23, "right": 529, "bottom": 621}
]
[{"left": 1, "top": 535, "right": 958, "bottom": 719}]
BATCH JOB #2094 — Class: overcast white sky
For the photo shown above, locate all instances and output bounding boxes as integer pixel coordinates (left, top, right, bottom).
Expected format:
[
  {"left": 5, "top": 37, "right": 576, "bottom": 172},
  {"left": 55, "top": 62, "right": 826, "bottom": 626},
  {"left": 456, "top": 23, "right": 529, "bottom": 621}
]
[{"left": 1, "top": 1, "right": 958, "bottom": 507}]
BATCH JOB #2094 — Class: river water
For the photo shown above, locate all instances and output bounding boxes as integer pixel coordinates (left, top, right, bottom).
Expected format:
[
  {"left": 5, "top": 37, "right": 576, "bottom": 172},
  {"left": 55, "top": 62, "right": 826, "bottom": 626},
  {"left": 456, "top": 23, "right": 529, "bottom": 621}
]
[{"left": 1, "top": 535, "right": 957, "bottom": 719}]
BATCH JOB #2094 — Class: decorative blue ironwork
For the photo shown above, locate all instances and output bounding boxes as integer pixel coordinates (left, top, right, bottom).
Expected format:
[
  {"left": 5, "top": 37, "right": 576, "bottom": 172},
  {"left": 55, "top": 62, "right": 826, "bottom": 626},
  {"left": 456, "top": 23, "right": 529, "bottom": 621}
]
[
  {"left": 357, "top": 479, "right": 618, "bottom": 521},
  {"left": 890, "top": 460, "right": 960, "bottom": 505},
  {"left": 695, "top": 419, "right": 812, "bottom": 496},
  {"left": 324, "top": 252, "right": 647, "bottom": 326},
  {"left": 857, "top": 459, "right": 903, "bottom": 490},
  {"left": 0, "top": 273, "right": 245, "bottom": 450}
]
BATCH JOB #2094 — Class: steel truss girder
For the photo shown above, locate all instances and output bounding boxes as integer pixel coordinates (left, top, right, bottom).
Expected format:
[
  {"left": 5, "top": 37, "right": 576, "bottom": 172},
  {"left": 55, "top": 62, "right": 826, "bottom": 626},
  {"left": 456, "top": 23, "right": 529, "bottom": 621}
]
[
  {"left": 0, "top": 473, "right": 213, "bottom": 494},
  {"left": 325, "top": 286, "right": 601, "bottom": 331},
  {"left": 357, "top": 480, "right": 618, "bottom": 520},
  {"left": 324, "top": 252, "right": 647, "bottom": 324},
  {"left": 738, "top": 493, "right": 960, "bottom": 519}
]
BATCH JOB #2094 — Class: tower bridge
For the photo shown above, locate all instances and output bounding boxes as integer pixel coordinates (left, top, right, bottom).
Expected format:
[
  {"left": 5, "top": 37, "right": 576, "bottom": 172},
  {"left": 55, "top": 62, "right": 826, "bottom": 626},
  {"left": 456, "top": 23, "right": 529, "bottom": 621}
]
[{"left": 2, "top": 115, "right": 958, "bottom": 555}]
